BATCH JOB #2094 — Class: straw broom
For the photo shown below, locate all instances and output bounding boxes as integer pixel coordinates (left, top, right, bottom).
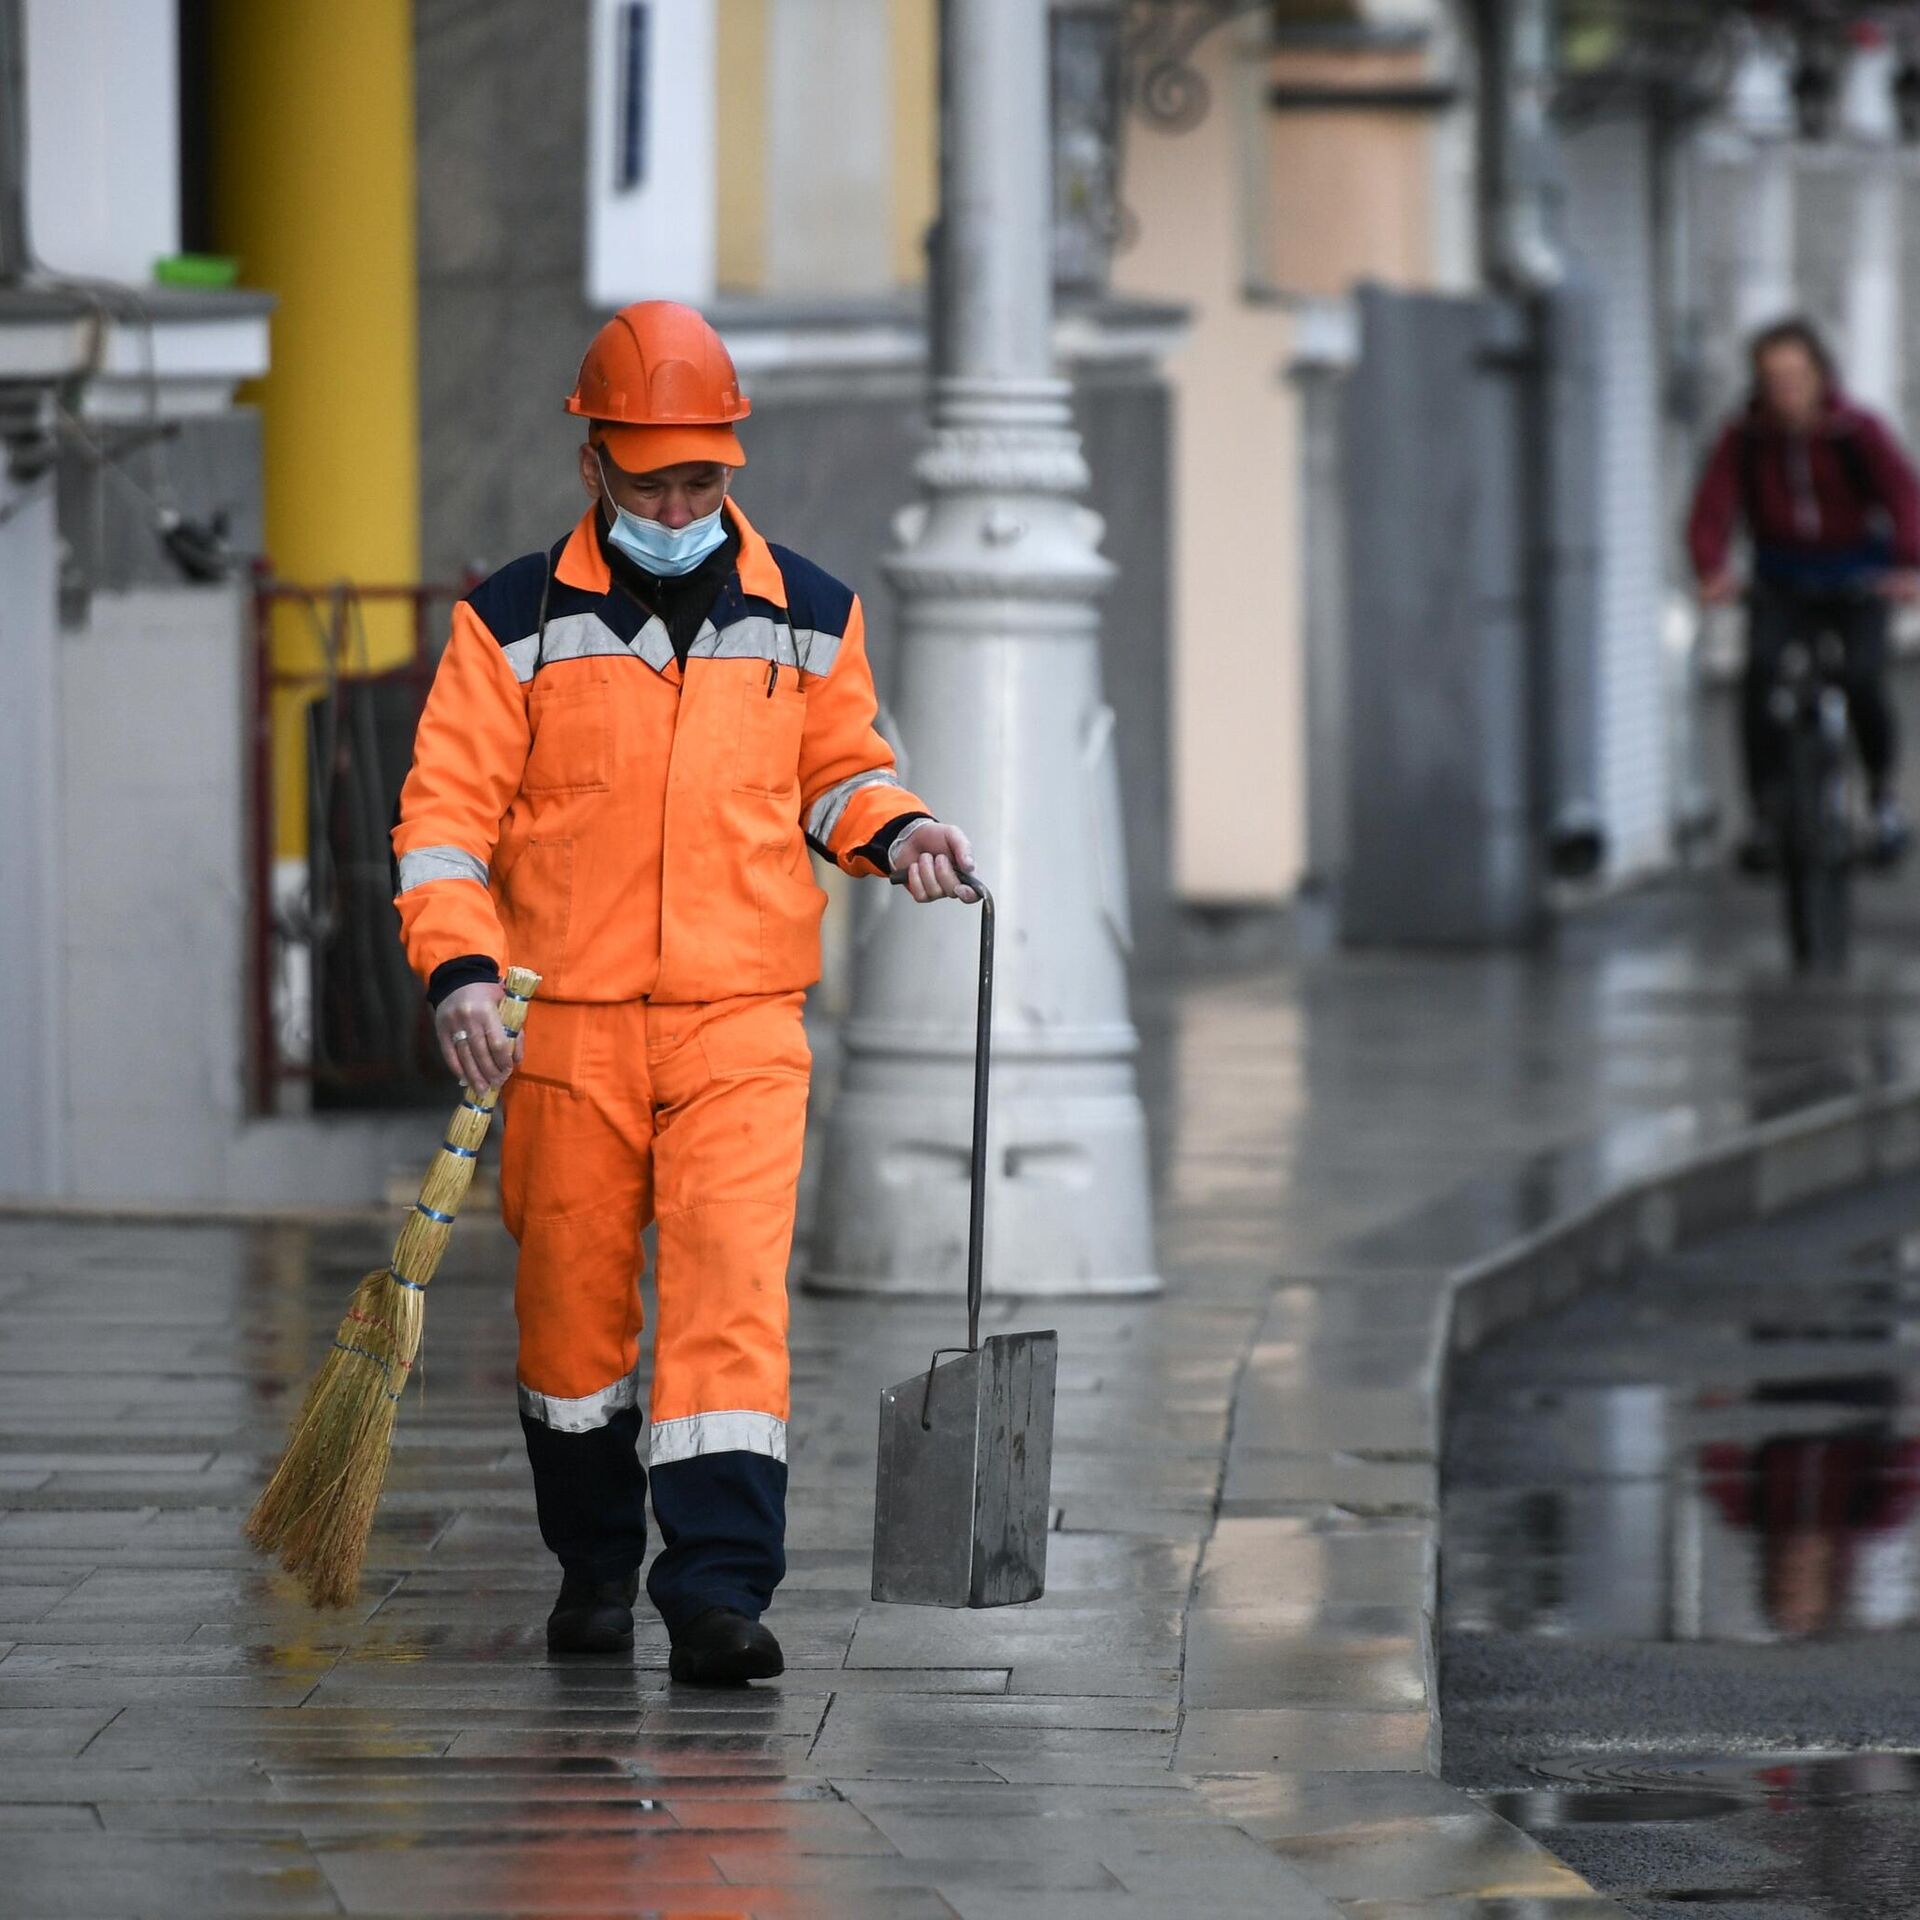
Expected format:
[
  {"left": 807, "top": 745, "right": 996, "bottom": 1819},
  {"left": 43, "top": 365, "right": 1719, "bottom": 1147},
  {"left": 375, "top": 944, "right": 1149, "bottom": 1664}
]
[{"left": 247, "top": 965, "right": 541, "bottom": 1607}]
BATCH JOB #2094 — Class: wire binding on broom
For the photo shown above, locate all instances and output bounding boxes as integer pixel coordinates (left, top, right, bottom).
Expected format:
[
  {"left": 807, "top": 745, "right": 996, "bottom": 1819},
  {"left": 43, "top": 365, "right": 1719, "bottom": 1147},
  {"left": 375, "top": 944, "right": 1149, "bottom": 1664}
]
[
  {"left": 334, "top": 1304, "right": 414, "bottom": 1398},
  {"left": 246, "top": 965, "right": 541, "bottom": 1608}
]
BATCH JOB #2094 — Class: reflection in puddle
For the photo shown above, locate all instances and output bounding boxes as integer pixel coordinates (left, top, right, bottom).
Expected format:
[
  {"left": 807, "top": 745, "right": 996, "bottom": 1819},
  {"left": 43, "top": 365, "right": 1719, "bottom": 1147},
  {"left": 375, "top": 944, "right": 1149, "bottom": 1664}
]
[
  {"left": 1699, "top": 1399, "right": 1920, "bottom": 1640},
  {"left": 1450, "top": 1371, "right": 1920, "bottom": 1643},
  {"left": 1520, "top": 1750, "right": 1920, "bottom": 1807},
  {"left": 1486, "top": 1784, "right": 1750, "bottom": 1826},
  {"left": 1443, "top": 1178, "right": 1920, "bottom": 1916}
]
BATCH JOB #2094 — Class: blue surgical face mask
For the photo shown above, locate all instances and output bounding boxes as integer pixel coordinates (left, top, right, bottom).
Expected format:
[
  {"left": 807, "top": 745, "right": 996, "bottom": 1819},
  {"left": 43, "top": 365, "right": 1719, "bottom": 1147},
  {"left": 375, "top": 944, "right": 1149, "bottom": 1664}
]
[{"left": 596, "top": 454, "right": 729, "bottom": 577}]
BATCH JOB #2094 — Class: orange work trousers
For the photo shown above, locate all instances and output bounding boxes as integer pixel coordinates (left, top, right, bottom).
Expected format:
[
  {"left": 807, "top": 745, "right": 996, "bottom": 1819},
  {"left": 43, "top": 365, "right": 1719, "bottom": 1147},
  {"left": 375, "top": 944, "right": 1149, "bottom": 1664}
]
[{"left": 499, "top": 991, "right": 809, "bottom": 1457}]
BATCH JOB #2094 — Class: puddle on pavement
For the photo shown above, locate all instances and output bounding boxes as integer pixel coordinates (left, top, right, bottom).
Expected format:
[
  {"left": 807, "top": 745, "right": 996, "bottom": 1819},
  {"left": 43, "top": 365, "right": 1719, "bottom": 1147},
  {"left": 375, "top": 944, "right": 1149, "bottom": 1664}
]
[
  {"left": 1479, "top": 1755, "right": 1920, "bottom": 1917},
  {"left": 1442, "top": 1175, "right": 1920, "bottom": 1916}
]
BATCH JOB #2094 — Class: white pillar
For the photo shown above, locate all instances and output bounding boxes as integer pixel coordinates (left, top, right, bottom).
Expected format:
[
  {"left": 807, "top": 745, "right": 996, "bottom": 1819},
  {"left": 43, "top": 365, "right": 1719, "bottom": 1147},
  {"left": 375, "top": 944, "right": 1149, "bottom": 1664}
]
[
  {"left": 807, "top": 0, "right": 1159, "bottom": 1298},
  {"left": 1736, "top": 139, "right": 1795, "bottom": 338},
  {"left": 1845, "top": 155, "right": 1900, "bottom": 420},
  {"left": 0, "top": 471, "right": 68, "bottom": 1197}
]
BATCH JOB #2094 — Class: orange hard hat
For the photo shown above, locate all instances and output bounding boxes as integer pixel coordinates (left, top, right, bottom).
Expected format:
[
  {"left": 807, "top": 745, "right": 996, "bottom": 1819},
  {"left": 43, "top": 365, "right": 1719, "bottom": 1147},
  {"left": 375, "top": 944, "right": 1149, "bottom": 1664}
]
[{"left": 566, "top": 300, "right": 750, "bottom": 472}]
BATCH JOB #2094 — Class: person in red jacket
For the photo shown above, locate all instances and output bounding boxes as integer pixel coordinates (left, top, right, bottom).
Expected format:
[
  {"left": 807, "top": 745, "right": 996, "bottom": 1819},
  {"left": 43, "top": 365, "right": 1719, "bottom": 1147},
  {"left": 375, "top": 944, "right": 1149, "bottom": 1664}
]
[{"left": 1688, "top": 316, "right": 1920, "bottom": 866}]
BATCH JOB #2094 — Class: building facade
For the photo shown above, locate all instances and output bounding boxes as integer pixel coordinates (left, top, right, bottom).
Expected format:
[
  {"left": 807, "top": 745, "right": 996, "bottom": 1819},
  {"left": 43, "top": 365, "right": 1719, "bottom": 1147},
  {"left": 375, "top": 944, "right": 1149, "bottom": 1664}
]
[{"left": 12, "top": 0, "right": 1914, "bottom": 1206}]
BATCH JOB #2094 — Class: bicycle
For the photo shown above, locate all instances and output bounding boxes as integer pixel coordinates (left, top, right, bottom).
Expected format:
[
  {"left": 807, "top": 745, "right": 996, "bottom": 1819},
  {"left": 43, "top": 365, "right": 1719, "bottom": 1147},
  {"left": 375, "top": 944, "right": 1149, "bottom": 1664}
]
[{"left": 1759, "top": 622, "right": 1855, "bottom": 976}]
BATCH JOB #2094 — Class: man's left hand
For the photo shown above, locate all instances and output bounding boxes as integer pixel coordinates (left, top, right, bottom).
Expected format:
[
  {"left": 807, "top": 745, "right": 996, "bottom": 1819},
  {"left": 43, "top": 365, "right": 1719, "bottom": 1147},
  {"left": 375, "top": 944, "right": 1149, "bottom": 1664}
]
[{"left": 893, "top": 821, "right": 979, "bottom": 903}]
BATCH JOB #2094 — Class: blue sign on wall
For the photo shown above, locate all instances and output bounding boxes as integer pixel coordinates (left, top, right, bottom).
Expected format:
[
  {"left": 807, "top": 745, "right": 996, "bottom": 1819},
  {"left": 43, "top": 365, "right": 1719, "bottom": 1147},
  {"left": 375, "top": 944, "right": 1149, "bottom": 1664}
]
[{"left": 615, "top": 2, "right": 649, "bottom": 192}]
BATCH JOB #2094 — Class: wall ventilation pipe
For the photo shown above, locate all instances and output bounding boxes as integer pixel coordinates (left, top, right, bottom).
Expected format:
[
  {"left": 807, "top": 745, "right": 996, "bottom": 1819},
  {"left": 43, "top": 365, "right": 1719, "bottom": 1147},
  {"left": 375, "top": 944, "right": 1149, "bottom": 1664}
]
[
  {"left": 1484, "top": 0, "right": 1565, "bottom": 294},
  {"left": 0, "top": 0, "right": 28, "bottom": 282}
]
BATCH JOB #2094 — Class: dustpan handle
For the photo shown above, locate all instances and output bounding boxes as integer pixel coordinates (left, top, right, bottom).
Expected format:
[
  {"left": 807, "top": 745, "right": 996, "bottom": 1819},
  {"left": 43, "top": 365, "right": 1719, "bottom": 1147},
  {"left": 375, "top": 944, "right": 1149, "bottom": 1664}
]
[
  {"left": 888, "top": 864, "right": 993, "bottom": 1351},
  {"left": 961, "top": 875, "right": 992, "bottom": 1352}
]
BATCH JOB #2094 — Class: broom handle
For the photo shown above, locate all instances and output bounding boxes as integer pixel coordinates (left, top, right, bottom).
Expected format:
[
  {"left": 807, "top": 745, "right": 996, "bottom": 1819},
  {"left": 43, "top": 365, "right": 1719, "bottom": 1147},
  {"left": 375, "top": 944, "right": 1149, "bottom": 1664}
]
[
  {"left": 386, "top": 966, "right": 541, "bottom": 1291},
  {"left": 459, "top": 965, "right": 542, "bottom": 1115}
]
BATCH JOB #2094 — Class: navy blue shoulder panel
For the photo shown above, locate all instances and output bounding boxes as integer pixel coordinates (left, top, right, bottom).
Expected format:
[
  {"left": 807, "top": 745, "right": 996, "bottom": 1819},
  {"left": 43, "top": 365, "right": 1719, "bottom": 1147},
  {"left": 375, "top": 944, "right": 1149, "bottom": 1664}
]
[
  {"left": 462, "top": 538, "right": 638, "bottom": 646},
  {"left": 767, "top": 543, "right": 857, "bottom": 639},
  {"left": 462, "top": 547, "right": 559, "bottom": 648}
]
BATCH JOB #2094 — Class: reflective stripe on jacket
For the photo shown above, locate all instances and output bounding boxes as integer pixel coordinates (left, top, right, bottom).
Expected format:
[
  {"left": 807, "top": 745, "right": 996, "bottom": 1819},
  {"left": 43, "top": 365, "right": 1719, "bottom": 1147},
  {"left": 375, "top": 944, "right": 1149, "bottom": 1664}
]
[{"left": 392, "top": 500, "right": 932, "bottom": 1003}]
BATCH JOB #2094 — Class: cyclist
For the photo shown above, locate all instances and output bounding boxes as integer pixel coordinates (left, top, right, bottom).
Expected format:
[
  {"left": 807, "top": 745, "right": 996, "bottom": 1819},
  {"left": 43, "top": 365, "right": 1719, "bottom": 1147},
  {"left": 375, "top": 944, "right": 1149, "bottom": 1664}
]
[{"left": 1687, "top": 315, "right": 1920, "bottom": 869}]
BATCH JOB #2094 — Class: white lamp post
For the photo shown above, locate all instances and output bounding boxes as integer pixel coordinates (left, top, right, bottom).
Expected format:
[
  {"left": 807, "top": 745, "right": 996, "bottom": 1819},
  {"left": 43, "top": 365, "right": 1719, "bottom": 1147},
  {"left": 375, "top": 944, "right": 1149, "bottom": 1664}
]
[{"left": 808, "top": 0, "right": 1159, "bottom": 1299}]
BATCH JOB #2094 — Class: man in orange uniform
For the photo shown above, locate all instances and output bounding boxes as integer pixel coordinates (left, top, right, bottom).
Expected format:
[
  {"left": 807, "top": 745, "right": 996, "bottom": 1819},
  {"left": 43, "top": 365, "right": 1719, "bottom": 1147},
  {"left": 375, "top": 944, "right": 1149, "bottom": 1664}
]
[{"left": 392, "top": 302, "right": 974, "bottom": 1682}]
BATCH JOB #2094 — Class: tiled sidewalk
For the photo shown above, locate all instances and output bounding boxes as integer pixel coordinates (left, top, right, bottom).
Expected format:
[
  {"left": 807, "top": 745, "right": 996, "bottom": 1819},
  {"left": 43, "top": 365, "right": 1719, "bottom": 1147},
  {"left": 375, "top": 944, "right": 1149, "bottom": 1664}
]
[{"left": 5, "top": 878, "right": 1920, "bottom": 1916}]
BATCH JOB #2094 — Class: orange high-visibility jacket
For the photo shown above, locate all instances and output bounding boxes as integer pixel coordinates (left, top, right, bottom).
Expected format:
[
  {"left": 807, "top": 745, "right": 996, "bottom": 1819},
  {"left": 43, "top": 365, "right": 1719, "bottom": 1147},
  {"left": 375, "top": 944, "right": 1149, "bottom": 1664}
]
[{"left": 392, "top": 503, "right": 931, "bottom": 1003}]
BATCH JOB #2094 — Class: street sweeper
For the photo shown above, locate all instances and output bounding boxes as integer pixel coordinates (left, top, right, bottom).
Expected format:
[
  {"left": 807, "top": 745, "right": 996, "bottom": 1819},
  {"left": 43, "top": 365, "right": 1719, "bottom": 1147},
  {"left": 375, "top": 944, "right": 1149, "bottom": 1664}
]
[{"left": 389, "top": 300, "right": 975, "bottom": 1682}]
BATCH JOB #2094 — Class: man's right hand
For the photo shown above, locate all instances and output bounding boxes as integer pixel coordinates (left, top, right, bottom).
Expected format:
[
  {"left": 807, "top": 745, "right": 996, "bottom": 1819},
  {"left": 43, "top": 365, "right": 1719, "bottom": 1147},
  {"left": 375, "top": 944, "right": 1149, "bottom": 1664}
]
[
  {"left": 435, "top": 981, "right": 520, "bottom": 1091},
  {"left": 1699, "top": 567, "right": 1741, "bottom": 606}
]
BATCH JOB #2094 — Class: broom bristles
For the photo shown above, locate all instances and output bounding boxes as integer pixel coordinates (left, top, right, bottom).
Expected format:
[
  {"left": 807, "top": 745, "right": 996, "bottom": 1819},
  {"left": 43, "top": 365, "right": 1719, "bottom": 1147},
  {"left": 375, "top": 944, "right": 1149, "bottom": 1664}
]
[
  {"left": 249, "top": 964, "right": 541, "bottom": 1609},
  {"left": 246, "top": 1265, "right": 424, "bottom": 1607}
]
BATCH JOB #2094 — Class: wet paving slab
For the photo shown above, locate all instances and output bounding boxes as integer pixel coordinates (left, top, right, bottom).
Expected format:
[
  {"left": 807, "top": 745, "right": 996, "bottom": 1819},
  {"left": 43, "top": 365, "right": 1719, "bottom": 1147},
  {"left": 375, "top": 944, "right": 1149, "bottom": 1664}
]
[
  {"left": 12, "top": 879, "right": 1920, "bottom": 1913},
  {"left": 1443, "top": 1166, "right": 1920, "bottom": 1917}
]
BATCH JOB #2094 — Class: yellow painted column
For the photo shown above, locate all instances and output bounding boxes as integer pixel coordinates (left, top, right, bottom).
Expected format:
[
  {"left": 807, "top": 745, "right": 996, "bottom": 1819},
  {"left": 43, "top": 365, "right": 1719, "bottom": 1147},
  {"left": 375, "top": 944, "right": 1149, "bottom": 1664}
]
[
  {"left": 716, "top": 0, "right": 769, "bottom": 292},
  {"left": 211, "top": 0, "right": 421, "bottom": 860},
  {"left": 890, "top": 0, "right": 937, "bottom": 286}
]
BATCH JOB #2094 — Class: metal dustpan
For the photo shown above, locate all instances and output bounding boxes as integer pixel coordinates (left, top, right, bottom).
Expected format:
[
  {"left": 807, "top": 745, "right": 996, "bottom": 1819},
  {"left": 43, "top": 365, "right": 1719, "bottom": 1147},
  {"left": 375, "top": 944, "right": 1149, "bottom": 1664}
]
[{"left": 872, "top": 873, "right": 1058, "bottom": 1608}]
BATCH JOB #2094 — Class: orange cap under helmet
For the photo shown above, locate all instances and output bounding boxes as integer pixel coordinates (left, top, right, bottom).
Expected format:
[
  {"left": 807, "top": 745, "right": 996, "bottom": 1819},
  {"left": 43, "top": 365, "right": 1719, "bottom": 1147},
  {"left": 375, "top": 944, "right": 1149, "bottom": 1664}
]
[{"left": 566, "top": 300, "right": 749, "bottom": 473}]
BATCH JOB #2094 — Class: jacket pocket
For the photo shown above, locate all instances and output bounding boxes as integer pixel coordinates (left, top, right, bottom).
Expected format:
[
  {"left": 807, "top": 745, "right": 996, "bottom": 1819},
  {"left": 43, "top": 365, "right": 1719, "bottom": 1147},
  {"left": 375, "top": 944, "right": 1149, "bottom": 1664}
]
[
  {"left": 511, "top": 995, "right": 586, "bottom": 1092},
  {"left": 496, "top": 837, "right": 575, "bottom": 988},
  {"left": 747, "top": 836, "right": 828, "bottom": 981},
  {"left": 696, "top": 990, "right": 813, "bottom": 1083},
  {"left": 525, "top": 672, "right": 612, "bottom": 794},
  {"left": 734, "top": 674, "right": 808, "bottom": 796}
]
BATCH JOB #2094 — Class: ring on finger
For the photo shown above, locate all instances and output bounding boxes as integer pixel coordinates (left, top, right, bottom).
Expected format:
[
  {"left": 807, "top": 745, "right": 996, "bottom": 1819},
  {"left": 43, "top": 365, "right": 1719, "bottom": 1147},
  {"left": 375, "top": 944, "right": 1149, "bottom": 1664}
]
[{"left": 452, "top": 1029, "right": 469, "bottom": 1042}]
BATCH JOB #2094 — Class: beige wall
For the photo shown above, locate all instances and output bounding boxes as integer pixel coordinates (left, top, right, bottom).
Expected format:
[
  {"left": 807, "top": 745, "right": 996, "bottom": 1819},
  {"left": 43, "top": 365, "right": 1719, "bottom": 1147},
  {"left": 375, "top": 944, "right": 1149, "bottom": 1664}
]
[
  {"left": 715, "top": 0, "right": 769, "bottom": 290},
  {"left": 890, "top": 0, "right": 937, "bottom": 284},
  {"left": 1114, "top": 26, "right": 1304, "bottom": 903},
  {"left": 1114, "top": 23, "right": 1461, "bottom": 905},
  {"left": 1263, "top": 50, "right": 1436, "bottom": 296}
]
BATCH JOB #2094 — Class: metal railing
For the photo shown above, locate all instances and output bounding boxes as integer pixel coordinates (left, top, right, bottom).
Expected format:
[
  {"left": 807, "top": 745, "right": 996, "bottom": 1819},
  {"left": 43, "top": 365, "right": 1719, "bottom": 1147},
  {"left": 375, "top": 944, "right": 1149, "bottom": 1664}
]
[{"left": 248, "top": 572, "right": 468, "bottom": 1114}]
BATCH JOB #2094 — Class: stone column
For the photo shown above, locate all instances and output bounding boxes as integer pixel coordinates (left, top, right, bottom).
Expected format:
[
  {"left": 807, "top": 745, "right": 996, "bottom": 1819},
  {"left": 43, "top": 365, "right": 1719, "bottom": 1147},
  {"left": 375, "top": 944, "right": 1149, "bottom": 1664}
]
[
  {"left": 1845, "top": 155, "right": 1901, "bottom": 421},
  {"left": 807, "top": 0, "right": 1158, "bottom": 1298},
  {"left": 1736, "top": 140, "right": 1795, "bottom": 340},
  {"left": 0, "top": 469, "right": 67, "bottom": 1198},
  {"left": 0, "top": 1, "right": 66, "bottom": 1197}
]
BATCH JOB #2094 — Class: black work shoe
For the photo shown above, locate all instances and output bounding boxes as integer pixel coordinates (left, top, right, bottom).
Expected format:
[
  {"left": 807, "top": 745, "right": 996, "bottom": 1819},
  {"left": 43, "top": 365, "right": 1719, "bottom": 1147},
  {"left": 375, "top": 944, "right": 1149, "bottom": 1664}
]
[
  {"left": 668, "top": 1606, "right": 783, "bottom": 1686},
  {"left": 546, "top": 1569, "right": 638, "bottom": 1655}
]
